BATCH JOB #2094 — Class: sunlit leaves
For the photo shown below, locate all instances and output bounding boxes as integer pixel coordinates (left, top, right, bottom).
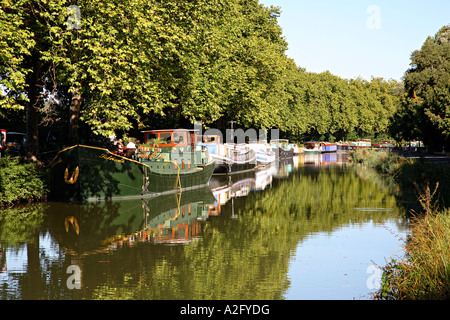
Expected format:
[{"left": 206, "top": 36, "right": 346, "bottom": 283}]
[{"left": 402, "top": 25, "right": 450, "bottom": 142}]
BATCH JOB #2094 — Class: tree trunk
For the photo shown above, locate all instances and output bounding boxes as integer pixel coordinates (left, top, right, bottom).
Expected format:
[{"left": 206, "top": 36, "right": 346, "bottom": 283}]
[
  {"left": 25, "top": 53, "right": 42, "bottom": 159},
  {"left": 68, "top": 90, "right": 82, "bottom": 145}
]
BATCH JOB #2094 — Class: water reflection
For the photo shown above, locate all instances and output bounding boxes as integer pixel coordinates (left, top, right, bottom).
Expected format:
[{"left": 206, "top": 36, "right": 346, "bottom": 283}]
[{"left": 0, "top": 154, "right": 409, "bottom": 300}]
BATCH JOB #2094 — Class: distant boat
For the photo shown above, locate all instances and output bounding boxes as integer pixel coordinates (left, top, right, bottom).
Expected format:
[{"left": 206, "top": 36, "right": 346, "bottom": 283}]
[
  {"left": 303, "top": 141, "right": 337, "bottom": 153},
  {"left": 247, "top": 141, "right": 276, "bottom": 165},
  {"left": 372, "top": 140, "right": 395, "bottom": 149},
  {"left": 270, "top": 139, "right": 294, "bottom": 159},
  {"left": 336, "top": 142, "right": 353, "bottom": 151},
  {"left": 355, "top": 139, "right": 372, "bottom": 147},
  {"left": 303, "top": 141, "right": 321, "bottom": 152},
  {"left": 49, "top": 129, "right": 215, "bottom": 201},
  {"left": 337, "top": 139, "right": 371, "bottom": 150},
  {"left": 320, "top": 142, "right": 337, "bottom": 153},
  {"left": 197, "top": 135, "right": 256, "bottom": 174}
]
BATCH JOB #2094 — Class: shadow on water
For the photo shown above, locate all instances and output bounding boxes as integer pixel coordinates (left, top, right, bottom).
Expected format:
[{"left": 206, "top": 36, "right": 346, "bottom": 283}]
[{"left": 0, "top": 154, "right": 409, "bottom": 300}]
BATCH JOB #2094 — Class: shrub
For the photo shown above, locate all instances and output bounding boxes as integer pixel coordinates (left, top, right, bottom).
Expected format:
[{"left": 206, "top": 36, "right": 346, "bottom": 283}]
[
  {"left": 0, "top": 155, "right": 47, "bottom": 206},
  {"left": 348, "top": 148, "right": 404, "bottom": 176}
]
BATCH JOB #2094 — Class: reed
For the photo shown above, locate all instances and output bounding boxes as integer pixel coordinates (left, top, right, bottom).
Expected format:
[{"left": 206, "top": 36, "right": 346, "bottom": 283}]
[{"left": 375, "top": 183, "right": 450, "bottom": 300}]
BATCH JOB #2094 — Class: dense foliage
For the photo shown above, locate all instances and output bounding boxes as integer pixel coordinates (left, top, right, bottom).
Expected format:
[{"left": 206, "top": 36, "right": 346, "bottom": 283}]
[
  {"left": 390, "top": 25, "right": 450, "bottom": 149},
  {"left": 1, "top": 0, "right": 406, "bottom": 155},
  {"left": 0, "top": 155, "right": 47, "bottom": 205}
]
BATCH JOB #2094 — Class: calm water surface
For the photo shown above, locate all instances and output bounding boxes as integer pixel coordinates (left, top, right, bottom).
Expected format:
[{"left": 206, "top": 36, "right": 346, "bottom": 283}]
[{"left": 0, "top": 153, "right": 410, "bottom": 300}]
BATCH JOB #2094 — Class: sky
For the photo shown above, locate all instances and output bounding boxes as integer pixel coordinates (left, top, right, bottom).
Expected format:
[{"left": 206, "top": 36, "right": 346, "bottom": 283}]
[{"left": 258, "top": 0, "right": 450, "bottom": 81}]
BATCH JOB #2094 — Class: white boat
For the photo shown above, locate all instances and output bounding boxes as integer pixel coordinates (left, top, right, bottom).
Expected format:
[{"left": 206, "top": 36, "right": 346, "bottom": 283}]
[
  {"left": 304, "top": 141, "right": 337, "bottom": 153},
  {"left": 197, "top": 135, "right": 256, "bottom": 173},
  {"left": 247, "top": 142, "right": 276, "bottom": 166},
  {"left": 270, "top": 139, "right": 294, "bottom": 158},
  {"left": 303, "top": 141, "right": 321, "bottom": 152}
]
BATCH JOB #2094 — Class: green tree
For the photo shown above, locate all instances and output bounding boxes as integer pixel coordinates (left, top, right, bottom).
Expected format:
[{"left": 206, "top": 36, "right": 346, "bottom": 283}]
[{"left": 400, "top": 25, "right": 450, "bottom": 149}]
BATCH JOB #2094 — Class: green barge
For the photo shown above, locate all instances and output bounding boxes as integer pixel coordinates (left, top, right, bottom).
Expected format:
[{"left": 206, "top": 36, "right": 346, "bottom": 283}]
[{"left": 48, "top": 129, "right": 215, "bottom": 202}]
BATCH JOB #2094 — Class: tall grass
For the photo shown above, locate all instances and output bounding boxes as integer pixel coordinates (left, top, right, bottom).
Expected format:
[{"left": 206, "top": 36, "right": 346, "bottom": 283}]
[{"left": 350, "top": 149, "right": 450, "bottom": 299}]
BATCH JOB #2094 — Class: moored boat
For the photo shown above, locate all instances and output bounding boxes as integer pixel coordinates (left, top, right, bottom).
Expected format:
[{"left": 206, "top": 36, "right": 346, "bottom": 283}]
[
  {"left": 303, "top": 141, "right": 321, "bottom": 152},
  {"left": 49, "top": 129, "right": 215, "bottom": 202},
  {"left": 139, "top": 129, "right": 215, "bottom": 191},
  {"left": 270, "top": 139, "right": 294, "bottom": 159},
  {"left": 320, "top": 142, "right": 337, "bottom": 153},
  {"left": 355, "top": 139, "right": 372, "bottom": 147},
  {"left": 372, "top": 140, "right": 395, "bottom": 149},
  {"left": 337, "top": 139, "right": 371, "bottom": 150},
  {"left": 197, "top": 135, "right": 256, "bottom": 174},
  {"left": 247, "top": 141, "right": 276, "bottom": 165}
]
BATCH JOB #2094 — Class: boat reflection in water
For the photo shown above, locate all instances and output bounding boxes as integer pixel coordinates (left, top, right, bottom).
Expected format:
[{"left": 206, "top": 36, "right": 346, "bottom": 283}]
[
  {"left": 48, "top": 154, "right": 347, "bottom": 256},
  {"left": 295, "top": 152, "right": 348, "bottom": 168},
  {"left": 208, "top": 163, "right": 279, "bottom": 216},
  {"left": 47, "top": 187, "right": 216, "bottom": 257}
]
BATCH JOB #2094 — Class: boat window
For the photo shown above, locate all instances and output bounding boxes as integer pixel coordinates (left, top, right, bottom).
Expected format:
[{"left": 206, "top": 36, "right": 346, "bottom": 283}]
[
  {"left": 146, "top": 133, "right": 158, "bottom": 144},
  {"left": 159, "top": 132, "right": 172, "bottom": 145},
  {"left": 173, "top": 132, "right": 186, "bottom": 145},
  {"left": 205, "top": 136, "right": 217, "bottom": 142}
]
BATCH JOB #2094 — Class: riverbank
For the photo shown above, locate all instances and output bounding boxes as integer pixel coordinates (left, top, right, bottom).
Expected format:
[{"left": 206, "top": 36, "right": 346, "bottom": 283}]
[
  {"left": 349, "top": 148, "right": 450, "bottom": 299},
  {"left": 349, "top": 148, "right": 450, "bottom": 208}
]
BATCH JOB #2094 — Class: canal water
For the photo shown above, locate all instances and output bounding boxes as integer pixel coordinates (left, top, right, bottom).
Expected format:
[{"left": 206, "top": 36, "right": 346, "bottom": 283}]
[{"left": 0, "top": 153, "right": 410, "bottom": 300}]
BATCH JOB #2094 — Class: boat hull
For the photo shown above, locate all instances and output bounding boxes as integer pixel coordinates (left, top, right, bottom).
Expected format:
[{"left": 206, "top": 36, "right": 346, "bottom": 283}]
[
  {"left": 210, "top": 150, "right": 257, "bottom": 174},
  {"left": 321, "top": 143, "right": 337, "bottom": 153},
  {"left": 274, "top": 147, "right": 294, "bottom": 159},
  {"left": 142, "top": 158, "right": 215, "bottom": 192}
]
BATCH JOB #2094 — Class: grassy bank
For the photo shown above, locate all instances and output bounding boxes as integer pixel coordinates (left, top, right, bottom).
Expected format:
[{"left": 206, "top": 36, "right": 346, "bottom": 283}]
[
  {"left": 349, "top": 148, "right": 450, "bottom": 208},
  {"left": 0, "top": 155, "right": 47, "bottom": 207},
  {"left": 349, "top": 148, "right": 450, "bottom": 299},
  {"left": 376, "top": 205, "right": 450, "bottom": 300}
]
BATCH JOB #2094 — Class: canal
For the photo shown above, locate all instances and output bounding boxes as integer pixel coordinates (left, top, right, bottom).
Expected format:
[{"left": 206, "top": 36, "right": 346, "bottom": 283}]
[{"left": 0, "top": 153, "right": 410, "bottom": 300}]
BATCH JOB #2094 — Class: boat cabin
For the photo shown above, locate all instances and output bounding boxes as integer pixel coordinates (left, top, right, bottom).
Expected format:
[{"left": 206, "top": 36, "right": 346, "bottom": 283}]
[
  {"left": 304, "top": 141, "right": 320, "bottom": 149},
  {"left": 355, "top": 139, "right": 372, "bottom": 147},
  {"left": 270, "top": 139, "right": 289, "bottom": 145},
  {"left": 197, "top": 135, "right": 221, "bottom": 155},
  {"left": 141, "top": 129, "right": 199, "bottom": 150}
]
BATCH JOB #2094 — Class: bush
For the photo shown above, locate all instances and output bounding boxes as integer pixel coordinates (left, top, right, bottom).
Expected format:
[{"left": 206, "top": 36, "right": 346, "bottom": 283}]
[
  {"left": 349, "top": 148, "right": 404, "bottom": 176},
  {"left": 0, "top": 155, "right": 47, "bottom": 206}
]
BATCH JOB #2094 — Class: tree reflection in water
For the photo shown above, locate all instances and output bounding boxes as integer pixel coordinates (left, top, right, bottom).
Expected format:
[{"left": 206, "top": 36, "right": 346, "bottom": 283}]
[{"left": 0, "top": 164, "right": 408, "bottom": 300}]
